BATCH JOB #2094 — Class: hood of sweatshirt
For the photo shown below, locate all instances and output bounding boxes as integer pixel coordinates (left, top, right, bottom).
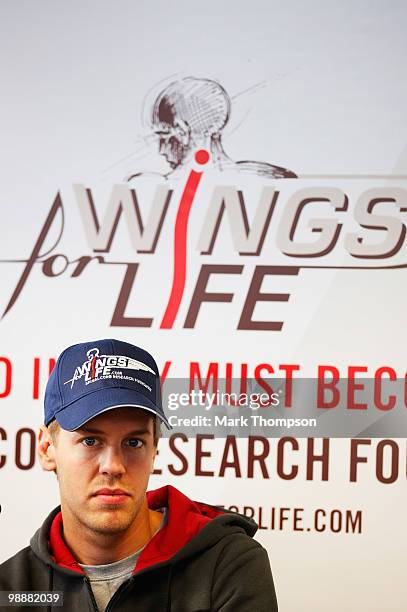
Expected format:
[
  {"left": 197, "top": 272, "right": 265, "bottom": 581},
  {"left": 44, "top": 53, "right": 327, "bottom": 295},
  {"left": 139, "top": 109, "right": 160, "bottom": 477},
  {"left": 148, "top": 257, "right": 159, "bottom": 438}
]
[{"left": 29, "top": 485, "right": 258, "bottom": 577}]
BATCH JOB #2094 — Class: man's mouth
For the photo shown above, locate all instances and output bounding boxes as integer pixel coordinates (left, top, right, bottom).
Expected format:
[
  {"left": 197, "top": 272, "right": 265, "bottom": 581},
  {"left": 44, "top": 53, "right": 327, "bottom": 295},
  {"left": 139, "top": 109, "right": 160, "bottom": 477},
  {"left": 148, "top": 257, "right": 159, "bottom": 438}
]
[{"left": 92, "top": 488, "right": 131, "bottom": 505}]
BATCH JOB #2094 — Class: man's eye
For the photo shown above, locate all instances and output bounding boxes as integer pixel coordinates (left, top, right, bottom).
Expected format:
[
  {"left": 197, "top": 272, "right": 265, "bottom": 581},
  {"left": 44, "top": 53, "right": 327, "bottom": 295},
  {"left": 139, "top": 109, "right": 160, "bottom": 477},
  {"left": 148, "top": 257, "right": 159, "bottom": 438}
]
[
  {"left": 126, "top": 438, "right": 143, "bottom": 448},
  {"left": 82, "top": 438, "right": 98, "bottom": 447}
]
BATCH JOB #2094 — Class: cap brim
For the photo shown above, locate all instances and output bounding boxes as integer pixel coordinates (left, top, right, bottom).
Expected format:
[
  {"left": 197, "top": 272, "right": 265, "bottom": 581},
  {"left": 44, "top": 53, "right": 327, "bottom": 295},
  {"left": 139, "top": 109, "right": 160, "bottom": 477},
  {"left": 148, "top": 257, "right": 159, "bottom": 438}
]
[{"left": 54, "top": 387, "right": 172, "bottom": 431}]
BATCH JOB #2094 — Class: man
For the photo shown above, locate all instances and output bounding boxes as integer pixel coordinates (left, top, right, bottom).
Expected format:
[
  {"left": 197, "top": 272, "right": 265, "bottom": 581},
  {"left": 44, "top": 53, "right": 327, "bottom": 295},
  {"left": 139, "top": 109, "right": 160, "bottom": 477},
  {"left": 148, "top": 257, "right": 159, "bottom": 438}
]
[
  {"left": 0, "top": 339, "right": 278, "bottom": 611},
  {"left": 127, "top": 76, "right": 297, "bottom": 180}
]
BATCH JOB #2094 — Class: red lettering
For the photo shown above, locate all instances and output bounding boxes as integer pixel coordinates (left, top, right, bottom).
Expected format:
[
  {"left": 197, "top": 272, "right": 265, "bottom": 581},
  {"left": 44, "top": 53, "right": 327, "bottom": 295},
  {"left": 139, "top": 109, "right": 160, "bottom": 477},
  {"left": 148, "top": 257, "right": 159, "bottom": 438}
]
[
  {"left": 347, "top": 366, "right": 368, "bottom": 410},
  {"left": 195, "top": 434, "right": 214, "bottom": 476},
  {"left": 33, "top": 358, "right": 56, "bottom": 400},
  {"left": 277, "top": 437, "right": 299, "bottom": 480},
  {"left": 349, "top": 439, "right": 371, "bottom": 482},
  {"left": 219, "top": 436, "right": 241, "bottom": 477},
  {"left": 254, "top": 364, "right": 274, "bottom": 402},
  {"left": 376, "top": 440, "right": 399, "bottom": 484},
  {"left": 317, "top": 366, "right": 340, "bottom": 408},
  {"left": 247, "top": 436, "right": 270, "bottom": 478},
  {"left": 0, "top": 358, "right": 12, "bottom": 398},
  {"left": 374, "top": 367, "right": 397, "bottom": 411},
  {"left": 168, "top": 434, "right": 189, "bottom": 475},
  {"left": 160, "top": 361, "right": 172, "bottom": 384},
  {"left": 280, "top": 364, "right": 300, "bottom": 407},
  {"left": 15, "top": 428, "right": 36, "bottom": 470},
  {"left": 0, "top": 427, "right": 6, "bottom": 468},
  {"left": 307, "top": 439, "right": 330, "bottom": 481},
  {"left": 225, "top": 363, "right": 248, "bottom": 405},
  {"left": 189, "top": 362, "right": 218, "bottom": 395}
]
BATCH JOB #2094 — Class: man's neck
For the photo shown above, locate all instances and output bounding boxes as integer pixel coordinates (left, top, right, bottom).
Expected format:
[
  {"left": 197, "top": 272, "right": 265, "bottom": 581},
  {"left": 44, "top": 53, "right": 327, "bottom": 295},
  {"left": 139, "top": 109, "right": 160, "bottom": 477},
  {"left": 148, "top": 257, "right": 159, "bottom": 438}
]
[{"left": 60, "top": 501, "right": 163, "bottom": 566}]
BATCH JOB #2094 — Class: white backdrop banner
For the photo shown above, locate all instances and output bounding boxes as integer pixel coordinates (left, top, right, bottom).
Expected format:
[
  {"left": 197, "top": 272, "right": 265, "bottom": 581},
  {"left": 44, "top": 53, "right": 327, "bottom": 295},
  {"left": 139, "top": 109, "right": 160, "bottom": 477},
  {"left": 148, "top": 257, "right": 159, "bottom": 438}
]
[{"left": 0, "top": 1, "right": 406, "bottom": 611}]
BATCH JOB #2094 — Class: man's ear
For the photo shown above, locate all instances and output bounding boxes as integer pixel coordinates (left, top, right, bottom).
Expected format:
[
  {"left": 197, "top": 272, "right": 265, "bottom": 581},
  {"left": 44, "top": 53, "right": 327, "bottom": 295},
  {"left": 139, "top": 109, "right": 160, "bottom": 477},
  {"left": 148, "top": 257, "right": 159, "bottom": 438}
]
[
  {"left": 37, "top": 426, "right": 57, "bottom": 472},
  {"left": 173, "top": 118, "right": 191, "bottom": 146}
]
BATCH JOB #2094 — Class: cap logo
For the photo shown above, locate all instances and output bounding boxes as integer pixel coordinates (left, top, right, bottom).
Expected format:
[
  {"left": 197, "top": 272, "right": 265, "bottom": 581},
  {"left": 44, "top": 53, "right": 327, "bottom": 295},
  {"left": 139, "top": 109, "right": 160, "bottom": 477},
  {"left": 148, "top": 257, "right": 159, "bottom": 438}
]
[{"left": 63, "top": 347, "right": 156, "bottom": 389}]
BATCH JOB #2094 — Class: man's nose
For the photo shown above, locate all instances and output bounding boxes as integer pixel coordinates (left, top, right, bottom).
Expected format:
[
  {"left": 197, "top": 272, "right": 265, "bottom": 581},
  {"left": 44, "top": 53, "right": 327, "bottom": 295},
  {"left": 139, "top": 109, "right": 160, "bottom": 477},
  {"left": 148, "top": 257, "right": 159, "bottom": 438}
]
[{"left": 99, "top": 446, "right": 126, "bottom": 477}]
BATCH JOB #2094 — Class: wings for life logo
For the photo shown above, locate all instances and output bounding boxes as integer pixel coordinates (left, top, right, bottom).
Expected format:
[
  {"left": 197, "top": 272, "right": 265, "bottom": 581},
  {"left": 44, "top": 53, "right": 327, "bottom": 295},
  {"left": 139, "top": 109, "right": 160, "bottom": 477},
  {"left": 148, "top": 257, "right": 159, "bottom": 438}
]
[
  {"left": 64, "top": 347, "right": 156, "bottom": 389},
  {"left": 1, "top": 76, "right": 406, "bottom": 331}
]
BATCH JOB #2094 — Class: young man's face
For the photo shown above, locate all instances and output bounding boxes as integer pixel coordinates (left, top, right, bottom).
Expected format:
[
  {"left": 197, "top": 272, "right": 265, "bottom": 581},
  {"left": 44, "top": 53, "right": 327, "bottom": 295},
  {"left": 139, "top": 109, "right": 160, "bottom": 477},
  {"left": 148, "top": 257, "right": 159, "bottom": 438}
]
[{"left": 41, "top": 407, "right": 157, "bottom": 536}]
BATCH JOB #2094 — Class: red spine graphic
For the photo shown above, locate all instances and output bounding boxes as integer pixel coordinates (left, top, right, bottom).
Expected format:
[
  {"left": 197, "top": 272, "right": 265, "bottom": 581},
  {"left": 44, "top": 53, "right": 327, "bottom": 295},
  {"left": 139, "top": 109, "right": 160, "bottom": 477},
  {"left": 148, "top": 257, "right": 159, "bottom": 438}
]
[
  {"left": 91, "top": 356, "right": 97, "bottom": 380},
  {"left": 160, "top": 150, "right": 209, "bottom": 329}
]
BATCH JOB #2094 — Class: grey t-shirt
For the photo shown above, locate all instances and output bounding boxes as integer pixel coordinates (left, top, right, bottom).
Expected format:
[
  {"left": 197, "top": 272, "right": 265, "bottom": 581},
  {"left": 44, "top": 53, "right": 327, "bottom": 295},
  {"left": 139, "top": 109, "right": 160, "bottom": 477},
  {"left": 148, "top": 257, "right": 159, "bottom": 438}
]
[{"left": 79, "top": 509, "right": 167, "bottom": 612}]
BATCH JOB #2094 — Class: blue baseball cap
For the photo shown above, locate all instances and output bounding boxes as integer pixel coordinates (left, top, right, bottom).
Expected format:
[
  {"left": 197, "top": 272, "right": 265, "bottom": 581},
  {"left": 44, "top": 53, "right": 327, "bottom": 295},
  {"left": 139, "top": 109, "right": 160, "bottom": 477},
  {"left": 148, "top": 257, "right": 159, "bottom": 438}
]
[{"left": 44, "top": 339, "right": 171, "bottom": 431}]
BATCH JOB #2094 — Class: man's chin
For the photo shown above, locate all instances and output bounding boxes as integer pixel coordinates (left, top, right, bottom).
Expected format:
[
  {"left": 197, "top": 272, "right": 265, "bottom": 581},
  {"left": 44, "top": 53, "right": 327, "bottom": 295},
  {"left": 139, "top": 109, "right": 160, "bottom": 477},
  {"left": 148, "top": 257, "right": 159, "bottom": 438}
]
[
  {"left": 81, "top": 501, "right": 137, "bottom": 534},
  {"left": 91, "top": 523, "right": 131, "bottom": 536},
  {"left": 86, "top": 512, "right": 136, "bottom": 535}
]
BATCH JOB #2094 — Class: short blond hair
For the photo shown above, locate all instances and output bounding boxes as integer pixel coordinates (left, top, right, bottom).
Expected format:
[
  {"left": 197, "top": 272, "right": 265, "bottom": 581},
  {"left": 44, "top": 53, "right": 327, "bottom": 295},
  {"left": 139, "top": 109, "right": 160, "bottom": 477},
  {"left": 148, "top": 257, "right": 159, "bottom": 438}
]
[{"left": 47, "top": 414, "right": 162, "bottom": 446}]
